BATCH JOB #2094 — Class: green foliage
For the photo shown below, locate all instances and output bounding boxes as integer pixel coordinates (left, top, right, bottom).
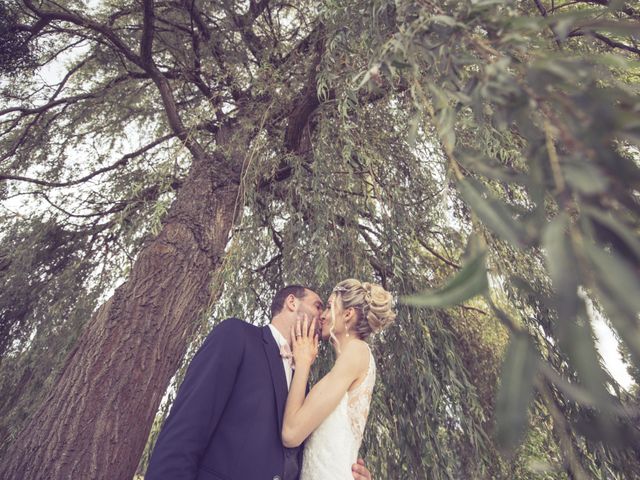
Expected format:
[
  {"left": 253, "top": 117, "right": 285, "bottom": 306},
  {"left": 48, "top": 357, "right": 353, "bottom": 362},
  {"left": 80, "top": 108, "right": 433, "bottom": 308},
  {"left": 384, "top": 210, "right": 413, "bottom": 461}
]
[
  {"left": 401, "top": 247, "right": 489, "bottom": 308},
  {"left": 343, "top": 0, "right": 640, "bottom": 476},
  {"left": 0, "top": 215, "right": 101, "bottom": 452},
  {"left": 1, "top": 0, "right": 639, "bottom": 477},
  {"left": 495, "top": 334, "right": 539, "bottom": 455},
  {"left": 0, "top": 1, "right": 36, "bottom": 75}
]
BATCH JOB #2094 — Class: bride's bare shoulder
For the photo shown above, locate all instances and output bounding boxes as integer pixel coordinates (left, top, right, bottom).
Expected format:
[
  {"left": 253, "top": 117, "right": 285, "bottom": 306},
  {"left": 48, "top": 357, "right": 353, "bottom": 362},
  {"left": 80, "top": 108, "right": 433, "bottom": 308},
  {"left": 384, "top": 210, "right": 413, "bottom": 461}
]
[
  {"left": 341, "top": 339, "right": 370, "bottom": 366},
  {"left": 343, "top": 338, "right": 369, "bottom": 351}
]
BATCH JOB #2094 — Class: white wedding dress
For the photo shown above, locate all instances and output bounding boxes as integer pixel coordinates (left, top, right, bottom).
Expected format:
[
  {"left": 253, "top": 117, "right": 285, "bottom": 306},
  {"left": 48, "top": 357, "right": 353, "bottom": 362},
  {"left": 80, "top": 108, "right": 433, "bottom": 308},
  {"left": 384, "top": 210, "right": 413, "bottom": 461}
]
[{"left": 300, "top": 346, "right": 376, "bottom": 480}]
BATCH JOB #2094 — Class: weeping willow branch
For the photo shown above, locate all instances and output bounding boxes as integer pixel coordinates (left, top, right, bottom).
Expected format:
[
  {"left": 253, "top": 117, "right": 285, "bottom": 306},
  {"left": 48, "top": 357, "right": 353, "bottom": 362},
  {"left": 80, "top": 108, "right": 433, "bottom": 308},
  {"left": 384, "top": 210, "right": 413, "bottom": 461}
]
[
  {"left": 536, "top": 377, "right": 592, "bottom": 480},
  {"left": 0, "top": 134, "right": 175, "bottom": 187}
]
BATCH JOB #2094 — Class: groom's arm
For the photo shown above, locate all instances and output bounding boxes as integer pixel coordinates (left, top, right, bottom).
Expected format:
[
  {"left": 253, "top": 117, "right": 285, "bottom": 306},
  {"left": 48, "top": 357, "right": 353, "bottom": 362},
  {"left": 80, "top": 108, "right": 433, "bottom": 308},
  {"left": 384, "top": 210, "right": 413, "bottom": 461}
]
[{"left": 145, "top": 318, "right": 246, "bottom": 480}]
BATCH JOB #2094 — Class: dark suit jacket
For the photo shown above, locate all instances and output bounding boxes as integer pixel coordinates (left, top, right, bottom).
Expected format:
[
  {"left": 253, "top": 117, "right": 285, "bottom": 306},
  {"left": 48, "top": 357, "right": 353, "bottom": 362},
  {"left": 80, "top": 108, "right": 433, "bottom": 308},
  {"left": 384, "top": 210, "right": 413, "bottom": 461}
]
[{"left": 146, "top": 318, "right": 302, "bottom": 480}]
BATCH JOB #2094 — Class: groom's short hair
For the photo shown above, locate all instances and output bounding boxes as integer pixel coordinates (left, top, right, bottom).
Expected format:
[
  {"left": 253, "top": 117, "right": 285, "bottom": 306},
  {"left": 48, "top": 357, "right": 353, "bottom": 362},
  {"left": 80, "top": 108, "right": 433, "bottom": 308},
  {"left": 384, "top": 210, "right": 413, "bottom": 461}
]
[{"left": 271, "top": 285, "right": 309, "bottom": 317}]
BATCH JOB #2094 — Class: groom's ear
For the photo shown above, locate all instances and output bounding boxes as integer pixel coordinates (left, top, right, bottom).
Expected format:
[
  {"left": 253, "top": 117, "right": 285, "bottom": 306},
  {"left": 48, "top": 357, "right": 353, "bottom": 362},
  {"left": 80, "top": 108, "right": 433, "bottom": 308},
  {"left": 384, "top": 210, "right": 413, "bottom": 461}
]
[{"left": 285, "top": 293, "right": 298, "bottom": 312}]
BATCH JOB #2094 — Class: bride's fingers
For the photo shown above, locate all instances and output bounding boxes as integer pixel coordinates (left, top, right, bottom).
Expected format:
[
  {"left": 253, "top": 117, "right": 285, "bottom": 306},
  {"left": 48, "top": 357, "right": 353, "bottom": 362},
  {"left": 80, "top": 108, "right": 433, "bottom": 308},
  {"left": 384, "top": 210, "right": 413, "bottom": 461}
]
[
  {"left": 290, "top": 325, "right": 296, "bottom": 347},
  {"left": 296, "top": 318, "right": 302, "bottom": 339},
  {"left": 309, "top": 317, "right": 316, "bottom": 339},
  {"left": 302, "top": 315, "right": 308, "bottom": 338}
]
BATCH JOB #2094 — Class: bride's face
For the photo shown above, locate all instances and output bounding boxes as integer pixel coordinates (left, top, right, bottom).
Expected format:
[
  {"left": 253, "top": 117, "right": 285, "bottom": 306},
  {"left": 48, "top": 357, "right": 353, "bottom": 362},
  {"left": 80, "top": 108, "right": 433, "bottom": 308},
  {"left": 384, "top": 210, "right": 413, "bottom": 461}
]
[{"left": 319, "top": 293, "right": 347, "bottom": 341}]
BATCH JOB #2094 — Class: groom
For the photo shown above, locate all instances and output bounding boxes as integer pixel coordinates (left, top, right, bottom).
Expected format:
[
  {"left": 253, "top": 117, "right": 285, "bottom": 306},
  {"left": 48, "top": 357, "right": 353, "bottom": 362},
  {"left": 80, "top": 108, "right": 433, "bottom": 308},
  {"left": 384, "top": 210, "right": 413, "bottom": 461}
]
[{"left": 146, "top": 285, "right": 372, "bottom": 480}]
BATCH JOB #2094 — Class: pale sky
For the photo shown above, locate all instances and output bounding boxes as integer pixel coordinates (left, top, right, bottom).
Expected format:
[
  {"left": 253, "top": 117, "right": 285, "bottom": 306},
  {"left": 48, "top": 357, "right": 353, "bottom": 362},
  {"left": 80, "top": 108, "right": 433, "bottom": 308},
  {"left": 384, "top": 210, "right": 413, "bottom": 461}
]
[{"left": 590, "top": 305, "right": 633, "bottom": 390}]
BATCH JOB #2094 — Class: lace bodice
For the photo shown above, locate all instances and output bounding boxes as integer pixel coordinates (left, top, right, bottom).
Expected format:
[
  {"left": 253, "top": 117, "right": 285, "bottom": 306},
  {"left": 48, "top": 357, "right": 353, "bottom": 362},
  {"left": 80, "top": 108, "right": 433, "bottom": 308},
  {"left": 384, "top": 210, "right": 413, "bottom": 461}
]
[{"left": 300, "top": 346, "right": 376, "bottom": 480}]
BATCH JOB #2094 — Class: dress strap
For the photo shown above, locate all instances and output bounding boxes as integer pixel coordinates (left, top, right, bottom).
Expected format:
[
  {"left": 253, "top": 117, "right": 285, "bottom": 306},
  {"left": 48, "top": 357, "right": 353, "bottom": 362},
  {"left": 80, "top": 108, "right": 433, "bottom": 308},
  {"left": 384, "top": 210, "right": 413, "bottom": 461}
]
[{"left": 348, "top": 345, "right": 375, "bottom": 395}]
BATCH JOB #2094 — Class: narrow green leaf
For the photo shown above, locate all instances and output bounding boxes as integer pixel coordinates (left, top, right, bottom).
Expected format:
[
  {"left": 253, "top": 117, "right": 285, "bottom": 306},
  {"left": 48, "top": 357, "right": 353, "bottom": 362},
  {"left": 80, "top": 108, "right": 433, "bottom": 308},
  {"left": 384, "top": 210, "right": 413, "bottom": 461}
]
[
  {"left": 458, "top": 150, "right": 528, "bottom": 184},
  {"left": 553, "top": 17, "right": 577, "bottom": 41},
  {"left": 533, "top": 57, "right": 578, "bottom": 80},
  {"left": 427, "top": 82, "right": 449, "bottom": 110},
  {"left": 437, "top": 107, "right": 456, "bottom": 151},
  {"left": 595, "top": 287, "right": 640, "bottom": 371},
  {"left": 527, "top": 155, "right": 547, "bottom": 230},
  {"left": 495, "top": 334, "right": 538, "bottom": 455},
  {"left": 354, "top": 69, "right": 371, "bottom": 90},
  {"left": 583, "top": 19, "right": 640, "bottom": 36},
  {"left": 583, "top": 206, "right": 640, "bottom": 262},
  {"left": 585, "top": 242, "right": 640, "bottom": 370},
  {"left": 429, "top": 15, "right": 459, "bottom": 27},
  {"left": 561, "top": 306, "right": 610, "bottom": 407},
  {"left": 540, "top": 363, "right": 631, "bottom": 416},
  {"left": 542, "top": 213, "right": 579, "bottom": 327},
  {"left": 400, "top": 251, "right": 488, "bottom": 307},
  {"left": 471, "top": 0, "right": 509, "bottom": 7},
  {"left": 407, "top": 113, "right": 421, "bottom": 146},
  {"left": 458, "top": 178, "right": 532, "bottom": 248},
  {"left": 585, "top": 242, "right": 640, "bottom": 318},
  {"left": 563, "top": 162, "right": 609, "bottom": 195}
]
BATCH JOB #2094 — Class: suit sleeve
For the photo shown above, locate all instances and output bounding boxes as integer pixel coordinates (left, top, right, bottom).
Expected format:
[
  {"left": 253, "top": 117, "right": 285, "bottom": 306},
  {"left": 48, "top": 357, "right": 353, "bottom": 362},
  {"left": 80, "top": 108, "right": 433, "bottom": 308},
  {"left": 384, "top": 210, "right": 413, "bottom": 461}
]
[{"left": 145, "top": 318, "right": 246, "bottom": 479}]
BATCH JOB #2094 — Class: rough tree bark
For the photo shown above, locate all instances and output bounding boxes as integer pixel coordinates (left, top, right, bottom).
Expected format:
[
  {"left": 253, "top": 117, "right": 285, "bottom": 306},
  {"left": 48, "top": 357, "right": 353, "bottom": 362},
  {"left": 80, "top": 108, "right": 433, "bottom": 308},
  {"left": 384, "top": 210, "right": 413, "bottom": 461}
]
[
  {"left": 0, "top": 153, "right": 239, "bottom": 479},
  {"left": 0, "top": 0, "right": 323, "bottom": 474},
  {"left": 1, "top": 72, "right": 320, "bottom": 480}
]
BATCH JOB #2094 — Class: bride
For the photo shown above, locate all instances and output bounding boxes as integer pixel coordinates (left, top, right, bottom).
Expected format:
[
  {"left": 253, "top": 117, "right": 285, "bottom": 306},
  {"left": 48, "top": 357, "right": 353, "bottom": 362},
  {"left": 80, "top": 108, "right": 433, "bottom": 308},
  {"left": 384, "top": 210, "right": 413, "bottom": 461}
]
[{"left": 281, "top": 279, "right": 396, "bottom": 480}]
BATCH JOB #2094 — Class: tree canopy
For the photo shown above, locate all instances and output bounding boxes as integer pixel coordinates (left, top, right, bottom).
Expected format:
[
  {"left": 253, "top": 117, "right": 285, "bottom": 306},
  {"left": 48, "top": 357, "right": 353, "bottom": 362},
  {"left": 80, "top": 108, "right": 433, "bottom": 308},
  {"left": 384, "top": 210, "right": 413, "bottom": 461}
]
[{"left": 0, "top": 0, "right": 639, "bottom": 478}]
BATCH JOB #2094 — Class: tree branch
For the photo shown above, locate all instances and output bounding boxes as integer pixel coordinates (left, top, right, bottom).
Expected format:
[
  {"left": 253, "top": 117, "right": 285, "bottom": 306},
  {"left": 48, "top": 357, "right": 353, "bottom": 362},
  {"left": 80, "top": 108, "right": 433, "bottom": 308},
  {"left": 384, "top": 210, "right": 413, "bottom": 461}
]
[
  {"left": 0, "top": 73, "right": 138, "bottom": 164},
  {"left": 550, "top": 0, "right": 639, "bottom": 19},
  {"left": 140, "top": 0, "right": 156, "bottom": 66},
  {"left": 0, "top": 134, "right": 175, "bottom": 187},
  {"left": 22, "top": 0, "right": 145, "bottom": 70},
  {"left": 568, "top": 30, "right": 640, "bottom": 56},
  {"left": 181, "top": 0, "right": 211, "bottom": 41},
  {"left": 536, "top": 377, "right": 592, "bottom": 480},
  {"left": 222, "top": 0, "right": 270, "bottom": 63},
  {"left": 283, "top": 29, "right": 324, "bottom": 153},
  {"left": 531, "top": 0, "right": 640, "bottom": 55},
  {"left": 18, "top": 2, "right": 209, "bottom": 160},
  {"left": 416, "top": 236, "right": 461, "bottom": 269},
  {"left": 32, "top": 176, "right": 183, "bottom": 220}
]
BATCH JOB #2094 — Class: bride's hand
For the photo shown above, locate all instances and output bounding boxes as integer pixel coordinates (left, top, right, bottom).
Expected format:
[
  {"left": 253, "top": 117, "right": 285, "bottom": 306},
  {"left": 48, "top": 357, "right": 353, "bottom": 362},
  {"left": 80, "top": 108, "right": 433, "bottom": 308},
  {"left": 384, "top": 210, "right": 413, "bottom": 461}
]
[{"left": 290, "top": 315, "right": 318, "bottom": 369}]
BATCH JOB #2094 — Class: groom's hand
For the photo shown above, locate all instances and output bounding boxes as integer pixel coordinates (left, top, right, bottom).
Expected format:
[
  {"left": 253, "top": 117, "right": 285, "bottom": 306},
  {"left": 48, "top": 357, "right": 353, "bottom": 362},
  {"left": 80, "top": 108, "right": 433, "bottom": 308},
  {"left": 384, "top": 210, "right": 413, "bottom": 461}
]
[{"left": 351, "top": 458, "right": 372, "bottom": 480}]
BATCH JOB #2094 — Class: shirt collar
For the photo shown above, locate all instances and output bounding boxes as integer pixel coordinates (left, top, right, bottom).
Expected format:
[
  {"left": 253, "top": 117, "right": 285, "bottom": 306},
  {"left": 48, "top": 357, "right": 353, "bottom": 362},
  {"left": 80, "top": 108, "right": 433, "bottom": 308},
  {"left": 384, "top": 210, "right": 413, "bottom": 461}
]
[{"left": 268, "top": 324, "right": 289, "bottom": 348}]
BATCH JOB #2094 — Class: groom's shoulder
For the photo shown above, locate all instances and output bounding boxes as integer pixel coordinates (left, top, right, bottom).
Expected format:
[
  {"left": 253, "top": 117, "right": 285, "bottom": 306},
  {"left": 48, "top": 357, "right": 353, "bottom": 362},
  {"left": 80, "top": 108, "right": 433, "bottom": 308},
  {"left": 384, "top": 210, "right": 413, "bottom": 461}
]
[
  {"left": 214, "top": 317, "right": 251, "bottom": 334},
  {"left": 212, "top": 318, "right": 263, "bottom": 337},
  {"left": 199, "top": 318, "right": 253, "bottom": 351}
]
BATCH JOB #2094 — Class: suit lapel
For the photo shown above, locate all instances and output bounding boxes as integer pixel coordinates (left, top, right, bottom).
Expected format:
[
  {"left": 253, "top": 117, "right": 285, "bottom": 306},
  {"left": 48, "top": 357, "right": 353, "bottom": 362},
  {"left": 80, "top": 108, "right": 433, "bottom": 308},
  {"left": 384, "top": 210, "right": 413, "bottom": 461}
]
[{"left": 262, "top": 326, "right": 288, "bottom": 430}]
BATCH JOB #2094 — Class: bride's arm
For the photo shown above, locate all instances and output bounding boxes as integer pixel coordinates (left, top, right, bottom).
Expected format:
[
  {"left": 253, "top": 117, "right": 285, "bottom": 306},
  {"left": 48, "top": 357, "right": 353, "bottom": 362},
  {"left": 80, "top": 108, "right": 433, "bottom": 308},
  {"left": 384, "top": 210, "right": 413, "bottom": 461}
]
[{"left": 282, "top": 319, "right": 368, "bottom": 448}]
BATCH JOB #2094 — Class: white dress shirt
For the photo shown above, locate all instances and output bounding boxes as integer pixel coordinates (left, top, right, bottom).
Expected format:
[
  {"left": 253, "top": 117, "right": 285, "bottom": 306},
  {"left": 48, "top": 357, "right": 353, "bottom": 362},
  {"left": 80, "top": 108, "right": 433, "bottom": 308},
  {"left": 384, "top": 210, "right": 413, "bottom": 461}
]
[{"left": 268, "top": 324, "right": 292, "bottom": 389}]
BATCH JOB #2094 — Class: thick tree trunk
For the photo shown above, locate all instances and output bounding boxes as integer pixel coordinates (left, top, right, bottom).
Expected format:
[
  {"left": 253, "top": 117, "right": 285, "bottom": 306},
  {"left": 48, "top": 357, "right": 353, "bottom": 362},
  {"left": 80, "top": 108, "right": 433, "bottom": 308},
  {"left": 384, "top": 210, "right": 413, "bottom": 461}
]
[{"left": 0, "top": 157, "right": 239, "bottom": 480}]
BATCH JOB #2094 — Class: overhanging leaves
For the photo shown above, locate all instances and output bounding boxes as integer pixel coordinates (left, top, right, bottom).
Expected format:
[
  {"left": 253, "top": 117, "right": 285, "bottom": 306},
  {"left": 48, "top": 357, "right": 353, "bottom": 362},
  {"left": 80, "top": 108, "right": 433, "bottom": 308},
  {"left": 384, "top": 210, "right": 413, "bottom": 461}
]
[
  {"left": 542, "top": 213, "right": 579, "bottom": 328},
  {"left": 457, "top": 178, "right": 533, "bottom": 249},
  {"left": 400, "top": 250, "right": 488, "bottom": 308},
  {"left": 494, "top": 334, "right": 538, "bottom": 456}
]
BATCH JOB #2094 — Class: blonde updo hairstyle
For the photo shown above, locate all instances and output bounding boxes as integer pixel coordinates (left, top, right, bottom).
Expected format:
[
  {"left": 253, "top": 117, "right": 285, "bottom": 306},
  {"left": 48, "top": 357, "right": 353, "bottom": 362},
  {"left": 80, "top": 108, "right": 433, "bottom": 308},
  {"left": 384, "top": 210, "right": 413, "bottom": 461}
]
[{"left": 329, "top": 279, "right": 396, "bottom": 343}]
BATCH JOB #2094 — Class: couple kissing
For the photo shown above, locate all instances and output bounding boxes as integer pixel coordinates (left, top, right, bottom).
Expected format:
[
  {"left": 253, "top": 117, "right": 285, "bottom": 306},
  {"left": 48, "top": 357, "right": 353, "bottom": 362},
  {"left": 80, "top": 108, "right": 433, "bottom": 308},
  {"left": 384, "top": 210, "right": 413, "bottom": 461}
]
[{"left": 146, "top": 279, "right": 396, "bottom": 480}]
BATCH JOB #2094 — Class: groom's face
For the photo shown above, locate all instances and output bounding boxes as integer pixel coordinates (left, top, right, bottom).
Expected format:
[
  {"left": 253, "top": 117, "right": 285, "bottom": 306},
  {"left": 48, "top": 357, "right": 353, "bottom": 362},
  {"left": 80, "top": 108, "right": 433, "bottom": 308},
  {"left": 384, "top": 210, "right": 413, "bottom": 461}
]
[{"left": 296, "top": 289, "right": 324, "bottom": 331}]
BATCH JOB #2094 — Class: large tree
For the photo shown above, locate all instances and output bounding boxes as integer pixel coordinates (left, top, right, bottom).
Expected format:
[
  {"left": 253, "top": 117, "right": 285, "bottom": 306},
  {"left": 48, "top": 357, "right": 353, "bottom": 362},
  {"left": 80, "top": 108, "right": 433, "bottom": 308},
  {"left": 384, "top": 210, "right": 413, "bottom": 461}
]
[{"left": 1, "top": 0, "right": 639, "bottom": 479}]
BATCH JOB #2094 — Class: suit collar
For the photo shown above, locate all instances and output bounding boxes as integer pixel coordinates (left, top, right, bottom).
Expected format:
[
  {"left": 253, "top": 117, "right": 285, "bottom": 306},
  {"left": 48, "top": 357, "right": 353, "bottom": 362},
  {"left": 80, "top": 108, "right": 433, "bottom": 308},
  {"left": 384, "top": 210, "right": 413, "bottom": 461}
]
[{"left": 262, "top": 326, "right": 288, "bottom": 430}]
